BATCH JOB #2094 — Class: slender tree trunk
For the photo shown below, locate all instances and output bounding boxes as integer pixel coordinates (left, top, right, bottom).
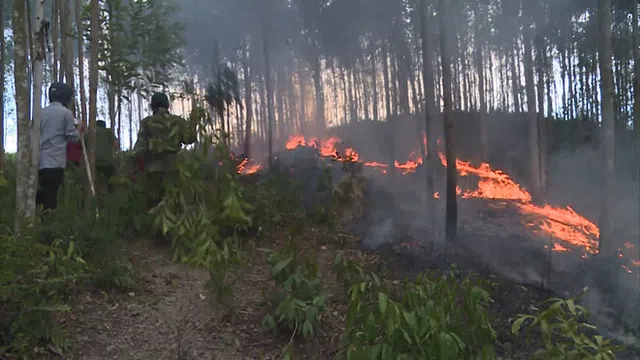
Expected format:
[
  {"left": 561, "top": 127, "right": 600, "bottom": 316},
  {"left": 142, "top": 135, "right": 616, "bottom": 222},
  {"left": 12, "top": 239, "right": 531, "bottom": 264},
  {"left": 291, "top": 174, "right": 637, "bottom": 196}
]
[
  {"left": 88, "top": 0, "right": 100, "bottom": 203},
  {"left": 419, "top": 0, "right": 437, "bottom": 225},
  {"left": 633, "top": 0, "right": 640, "bottom": 180},
  {"left": 52, "top": 0, "right": 60, "bottom": 82},
  {"left": 243, "top": 43, "right": 253, "bottom": 157},
  {"left": 382, "top": 43, "right": 392, "bottom": 119},
  {"left": 510, "top": 42, "right": 520, "bottom": 112},
  {"left": 62, "top": 0, "right": 75, "bottom": 114},
  {"left": 535, "top": 21, "right": 547, "bottom": 195},
  {"left": 298, "top": 65, "right": 307, "bottom": 134},
  {"left": 597, "top": 0, "right": 616, "bottom": 257},
  {"left": 128, "top": 93, "right": 133, "bottom": 149},
  {"left": 523, "top": 9, "right": 542, "bottom": 199},
  {"left": 76, "top": 0, "right": 88, "bottom": 125},
  {"left": 474, "top": 3, "right": 489, "bottom": 161},
  {"left": 372, "top": 47, "right": 379, "bottom": 121},
  {"left": 25, "top": 0, "right": 47, "bottom": 220},
  {"left": 0, "top": 2, "right": 5, "bottom": 173},
  {"left": 312, "top": 56, "right": 325, "bottom": 134},
  {"left": 262, "top": 12, "right": 274, "bottom": 168},
  {"left": 438, "top": 0, "right": 458, "bottom": 241},
  {"left": 14, "top": 0, "right": 33, "bottom": 224}
]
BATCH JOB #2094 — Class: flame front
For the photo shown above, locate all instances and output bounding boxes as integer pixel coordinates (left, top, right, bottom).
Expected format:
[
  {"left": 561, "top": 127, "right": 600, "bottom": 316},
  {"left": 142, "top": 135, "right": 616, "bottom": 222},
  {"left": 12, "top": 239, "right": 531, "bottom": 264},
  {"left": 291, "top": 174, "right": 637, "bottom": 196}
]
[{"left": 284, "top": 134, "right": 639, "bottom": 273}]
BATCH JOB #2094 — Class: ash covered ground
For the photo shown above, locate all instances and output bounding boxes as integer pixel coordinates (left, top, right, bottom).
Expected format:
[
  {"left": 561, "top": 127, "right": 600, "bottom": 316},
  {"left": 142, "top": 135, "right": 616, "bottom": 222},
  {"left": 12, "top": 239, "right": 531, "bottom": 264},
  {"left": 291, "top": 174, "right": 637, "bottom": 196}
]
[{"left": 267, "top": 128, "right": 640, "bottom": 355}]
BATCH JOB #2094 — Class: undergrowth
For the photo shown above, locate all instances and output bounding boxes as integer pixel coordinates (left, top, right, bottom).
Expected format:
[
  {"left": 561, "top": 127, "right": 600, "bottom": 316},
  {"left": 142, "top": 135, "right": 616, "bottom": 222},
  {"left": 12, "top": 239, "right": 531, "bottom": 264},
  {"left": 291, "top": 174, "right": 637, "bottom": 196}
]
[{"left": 0, "top": 109, "right": 627, "bottom": 359}]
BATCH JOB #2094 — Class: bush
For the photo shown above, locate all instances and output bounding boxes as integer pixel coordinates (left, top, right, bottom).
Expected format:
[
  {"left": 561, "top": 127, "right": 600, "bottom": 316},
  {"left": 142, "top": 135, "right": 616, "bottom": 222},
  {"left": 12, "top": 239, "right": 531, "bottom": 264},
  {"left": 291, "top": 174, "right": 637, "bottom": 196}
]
[
  {"left": 512, "top": 288, "right": 624, "bottom": 360},
  {"left": 0, "top": 235, "right": 88, "bottom": 355},
  {"left": 262, "top": 238, "right": 327, "bottom": 339},
  {"left": 339, "top": 271, "right": 497, "bottom": 360}
]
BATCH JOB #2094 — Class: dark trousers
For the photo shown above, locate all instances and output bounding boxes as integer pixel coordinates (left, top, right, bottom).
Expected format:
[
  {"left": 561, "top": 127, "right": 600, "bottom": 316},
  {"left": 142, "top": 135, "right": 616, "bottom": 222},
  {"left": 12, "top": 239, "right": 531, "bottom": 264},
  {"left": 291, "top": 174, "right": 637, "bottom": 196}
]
[{"left": 36, "top": 168, "right": 65, "bottom": 212}]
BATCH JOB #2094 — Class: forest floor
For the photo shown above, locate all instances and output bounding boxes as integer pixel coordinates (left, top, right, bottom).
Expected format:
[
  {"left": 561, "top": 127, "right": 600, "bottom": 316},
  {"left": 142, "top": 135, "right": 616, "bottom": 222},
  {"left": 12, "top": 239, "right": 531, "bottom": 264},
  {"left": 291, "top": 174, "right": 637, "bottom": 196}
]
[{"left": 62, "top": 224, "right": 555, "bottom": 360}]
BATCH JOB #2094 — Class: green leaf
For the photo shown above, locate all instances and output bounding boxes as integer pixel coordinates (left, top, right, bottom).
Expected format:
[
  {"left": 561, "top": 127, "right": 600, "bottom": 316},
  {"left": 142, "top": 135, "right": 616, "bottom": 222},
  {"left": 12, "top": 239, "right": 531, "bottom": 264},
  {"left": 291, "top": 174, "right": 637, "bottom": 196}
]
[{"left": 378, "top": 292, "right": 388, "bottom": 315}]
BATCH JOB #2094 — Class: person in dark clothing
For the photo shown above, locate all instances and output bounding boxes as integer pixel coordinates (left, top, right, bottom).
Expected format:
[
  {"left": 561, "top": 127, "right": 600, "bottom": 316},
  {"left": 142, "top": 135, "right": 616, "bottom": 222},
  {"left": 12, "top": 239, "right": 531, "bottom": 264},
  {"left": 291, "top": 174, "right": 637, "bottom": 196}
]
[
  {"left": 36, "top": 82, "right": 84, "bottom": 213},
  {"left": 95, "top": 120, "right": 118, "bottom": 196}
]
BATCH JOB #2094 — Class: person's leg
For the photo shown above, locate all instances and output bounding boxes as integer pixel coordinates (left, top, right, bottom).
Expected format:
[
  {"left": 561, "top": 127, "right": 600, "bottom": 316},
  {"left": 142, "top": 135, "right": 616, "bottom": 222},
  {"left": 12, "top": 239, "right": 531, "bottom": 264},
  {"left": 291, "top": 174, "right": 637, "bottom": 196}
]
[{"left": 40, "top": 168, "right": 65, "bottom": 211}]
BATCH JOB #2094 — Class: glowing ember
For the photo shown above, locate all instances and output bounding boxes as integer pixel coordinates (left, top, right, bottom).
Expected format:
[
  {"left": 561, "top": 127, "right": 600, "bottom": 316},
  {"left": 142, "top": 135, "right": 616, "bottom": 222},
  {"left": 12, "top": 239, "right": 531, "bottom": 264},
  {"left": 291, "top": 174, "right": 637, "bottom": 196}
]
[{"left": 236, "top": 158, "right": 262, "bottom": 175}]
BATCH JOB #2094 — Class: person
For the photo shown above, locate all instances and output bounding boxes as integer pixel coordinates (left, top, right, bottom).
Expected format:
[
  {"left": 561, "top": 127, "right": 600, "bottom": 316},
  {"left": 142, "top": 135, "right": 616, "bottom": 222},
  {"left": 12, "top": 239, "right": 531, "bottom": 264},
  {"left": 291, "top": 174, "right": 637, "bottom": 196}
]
[
  {"left": 134, "top": 92, "right": 196, "bottom": 210},
  {"left": 37, "top": 82, "right": 83, "bottom": 213},
  {"left": 95, "top": 120, "right": 118, "bottom": 196}
]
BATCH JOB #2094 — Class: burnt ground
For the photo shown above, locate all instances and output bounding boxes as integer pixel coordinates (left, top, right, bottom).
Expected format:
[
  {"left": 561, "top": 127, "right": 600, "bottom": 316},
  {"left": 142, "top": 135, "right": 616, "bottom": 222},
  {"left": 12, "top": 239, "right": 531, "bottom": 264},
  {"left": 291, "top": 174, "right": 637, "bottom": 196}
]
[{"left": 61, "top": 229, "right": 555, "bottom": 360}]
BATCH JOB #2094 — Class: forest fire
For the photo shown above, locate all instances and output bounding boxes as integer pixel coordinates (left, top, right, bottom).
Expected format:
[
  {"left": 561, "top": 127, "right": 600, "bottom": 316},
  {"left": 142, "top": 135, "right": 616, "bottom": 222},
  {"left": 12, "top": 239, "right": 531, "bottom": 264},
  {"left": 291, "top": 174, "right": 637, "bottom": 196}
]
[
  {"left": 236, "top": 158, "right": 262, "bottom": 174},
  {"left": 283, "top": 134, "right": 640, "bottom": 273}
]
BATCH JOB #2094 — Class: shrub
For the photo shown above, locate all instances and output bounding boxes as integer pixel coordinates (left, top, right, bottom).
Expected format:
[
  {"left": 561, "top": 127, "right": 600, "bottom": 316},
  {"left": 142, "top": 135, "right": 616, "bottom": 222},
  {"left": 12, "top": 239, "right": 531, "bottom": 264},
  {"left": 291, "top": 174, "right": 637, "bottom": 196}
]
[
  {"left": 512, "top": 288, "right": 624, "bottom": 360},
  {"left": 340, "top": 272, "right": 497, "bottom": 360}
]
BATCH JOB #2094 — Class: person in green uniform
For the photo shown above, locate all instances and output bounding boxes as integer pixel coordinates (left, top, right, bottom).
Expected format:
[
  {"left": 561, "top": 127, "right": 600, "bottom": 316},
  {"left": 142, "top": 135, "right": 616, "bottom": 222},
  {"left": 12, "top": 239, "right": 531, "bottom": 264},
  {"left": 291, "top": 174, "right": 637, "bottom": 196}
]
[
  {"left": 134, "top": 92, "right": 197, "bottom": 211},
  {"left": 95, "top": 120, "right": 118, "bottom": 197}
]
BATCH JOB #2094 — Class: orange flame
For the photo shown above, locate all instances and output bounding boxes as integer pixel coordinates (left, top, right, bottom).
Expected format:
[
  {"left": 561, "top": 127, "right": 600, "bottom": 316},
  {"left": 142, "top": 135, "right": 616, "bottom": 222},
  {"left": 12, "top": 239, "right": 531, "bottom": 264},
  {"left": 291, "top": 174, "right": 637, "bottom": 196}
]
[{"left": 283, "top": 134, "right": 639, "bottom": 272}]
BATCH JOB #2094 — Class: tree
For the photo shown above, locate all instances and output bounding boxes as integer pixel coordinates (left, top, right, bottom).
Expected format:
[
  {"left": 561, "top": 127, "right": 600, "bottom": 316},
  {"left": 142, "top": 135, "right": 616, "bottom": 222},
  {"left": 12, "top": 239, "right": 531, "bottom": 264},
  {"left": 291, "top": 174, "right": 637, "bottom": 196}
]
[
  {"left": 0, "top": 1, "right": 5, "bottom": 173},
  {"left": 87, "top": 0, "right": 99, "bottom": 202},
  {"left": 419, "top": 0, "right": 437, "bottom": 225},
  {"left": 597, "top": 0, "right": 616, "bottom": 257},
  {"left": 262, "top": 4, "right": 275, "bottom": 168},
  {"left": 438, "top": 0, "right": 458, "bottom": 241},
  {"left": 76, "top": 0, "right": 88, "bottom": 125},
  {"left": 522, "top": 0, "right": 542, "bottom": 199}
]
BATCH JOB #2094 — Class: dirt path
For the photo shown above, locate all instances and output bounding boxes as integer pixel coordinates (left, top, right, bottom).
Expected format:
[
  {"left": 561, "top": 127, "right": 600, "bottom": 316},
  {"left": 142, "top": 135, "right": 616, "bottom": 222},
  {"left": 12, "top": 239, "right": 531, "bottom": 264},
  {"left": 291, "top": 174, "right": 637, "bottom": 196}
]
[{"left": 66, "top": 244, "right": 248, "bottom": 360}]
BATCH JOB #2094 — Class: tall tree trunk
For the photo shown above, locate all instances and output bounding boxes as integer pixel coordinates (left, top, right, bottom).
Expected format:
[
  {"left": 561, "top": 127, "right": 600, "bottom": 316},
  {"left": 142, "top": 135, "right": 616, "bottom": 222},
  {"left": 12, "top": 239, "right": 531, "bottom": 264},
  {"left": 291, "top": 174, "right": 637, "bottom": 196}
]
[
  {"left": 52, "top": 0, "right": 60, "bottom": 82},
  {"left": 128, "top": 93, "right": 133, "bottom": 149},
  {"left": 510, "top": 42, "right": 520, "bottom": 112},
  {"left": 14, "top": 0, "right": 33, "bottom": 224},
  {"left": 473, "top": 3, "right": 489, "bottom": 161},
  {"left": 243, "top": 43, "right": 253, "bottom": 157},
  {"left": 419, "top": 0, "right": 437, "bottom": 225},
  {"left": 76, "top": 0, "right": 88, "bottom": 126},
  {"left": 535, "top": 19, "right": 547, "bottom": 195},
  {"left": 438, "top": 0, "right": 458, "bottom": 241},
  {"left": 61, "top": 0, "right": 75, "bottom": 115},
  {"left": 25, "top": 0, "right": 47, "bottom": 220},
  {"left": 298, "top": 65, "right": 307, "bottom": 134},
  {"left": 522, "top": 8, "right": 542, "bottom": 199},
  {"left": 382, "top": 43, "right": 392, "bottom": 119},
  {"left": 0, "top": 2, "right": 5, "bottom": 173},
  {"left": 88, "top": 0, "right": 100, "bottom": 203},
  {"left": 597, "top": 0, "right": 616, "bottom": 257},
  {"left": 372, "top": 47, "right": 379, "bottom": 121},
  {"left": 312, "top": 56, "right": 325, "bottom": 134},
  {"left": 262, "top": 12, "right": 274, "bottom": 168},
  {"left": 633, "top": 0, "right": 640, "bottom": 180}
]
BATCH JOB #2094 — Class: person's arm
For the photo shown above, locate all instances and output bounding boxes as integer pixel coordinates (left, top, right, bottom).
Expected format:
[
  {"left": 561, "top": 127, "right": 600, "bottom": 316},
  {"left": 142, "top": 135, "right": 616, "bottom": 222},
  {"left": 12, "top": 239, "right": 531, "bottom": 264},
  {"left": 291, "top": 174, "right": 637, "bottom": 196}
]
[{"left": 65, "top": 111, "right": 80, "bottom": 142}]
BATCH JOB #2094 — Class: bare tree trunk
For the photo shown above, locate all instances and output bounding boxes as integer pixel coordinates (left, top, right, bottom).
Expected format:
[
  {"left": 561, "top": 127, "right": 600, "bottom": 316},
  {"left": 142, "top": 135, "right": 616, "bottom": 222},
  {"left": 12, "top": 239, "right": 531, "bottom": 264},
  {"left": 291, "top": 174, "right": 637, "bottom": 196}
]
[
  {"left": 474, "top": 3, "right": 489, "bottom": 161},
  {"left": 438, "top": 0, "right": 458, "bottom": 241},
  {"left": 262, "top": 10, "right": 274, "bottom": 168},
  {"left": 243, "top": 43, "right": 253, "bottom": 157},
  {"left": 14, "top": 0, "right": 33, "bottom": 224},
  {"left": 88, "top": 0, "right": 99, "bottom": 203},
  {"left": 76, "top": 0, "right": 88, "bottom": 125},
  {"left": 597, "top": 0, "right": 616, "bottom": 257},
  {"left": 522, "top": 7, "right": 541, "bottom": 200},
  {"left": 312, "top": 56, "right": 325, "bottom": 134},
  {"left": 633, "top": 0, "right": 640, "bottom": 181},
  {"left": 0, "top": 2, "right": 5, "bottom": 173},
  {"left": 61, "top": 0, "right": 75, "bottom": 115},
  {"left": 510, "top": 43, "right": 520, "bottom": 112},
  {"left": 419, "top": 0, "right": 437, "bottom": 226},
  {"left": 25, "top": 0, "right": 47, "bottom": 220},
  {"left": 52, "top": 0, "right": 60, "bottom": 82},
  {"left": 371, "top": 47, "right": 379, "bottom": 121},
  {"left": 298, "top": 65, "right": 307, "bottom": 134},
  {"left": 382, "top": 43, "right": 392, "bottom": 119},
  {"left": 535, "top": 16, "right": 547, "bottom": 195}
]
